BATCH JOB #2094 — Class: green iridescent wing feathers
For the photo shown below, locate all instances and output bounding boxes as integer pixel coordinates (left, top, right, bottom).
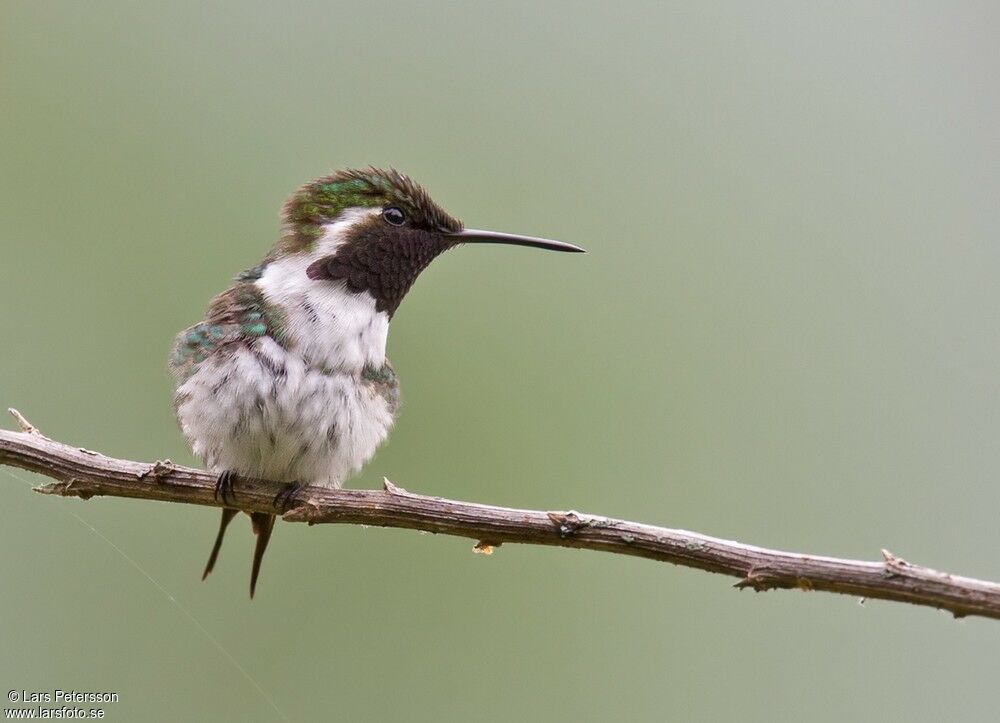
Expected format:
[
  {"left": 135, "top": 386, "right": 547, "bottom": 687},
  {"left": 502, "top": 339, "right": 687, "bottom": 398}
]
[{"left": 169, "top": 283, "right": 288, "bottom": 383}]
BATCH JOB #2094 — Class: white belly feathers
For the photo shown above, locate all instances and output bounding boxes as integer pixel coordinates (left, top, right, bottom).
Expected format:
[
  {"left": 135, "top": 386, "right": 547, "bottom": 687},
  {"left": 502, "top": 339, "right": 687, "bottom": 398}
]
[{"left": 175, "top": 337, "right": 395, "bottom": 487}]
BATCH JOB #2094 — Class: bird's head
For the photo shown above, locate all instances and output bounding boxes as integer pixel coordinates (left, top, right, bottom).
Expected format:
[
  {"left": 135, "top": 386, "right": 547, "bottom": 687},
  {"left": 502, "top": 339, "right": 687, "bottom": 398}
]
[{"left": 268, "top": 167, "right": 584, "bottom": 317}]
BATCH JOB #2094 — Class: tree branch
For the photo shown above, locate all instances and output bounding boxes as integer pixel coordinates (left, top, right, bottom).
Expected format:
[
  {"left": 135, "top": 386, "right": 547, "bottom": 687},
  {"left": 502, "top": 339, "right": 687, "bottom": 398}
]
[{"left": 3, "top": 409, "right": 999, "bottom": 620}]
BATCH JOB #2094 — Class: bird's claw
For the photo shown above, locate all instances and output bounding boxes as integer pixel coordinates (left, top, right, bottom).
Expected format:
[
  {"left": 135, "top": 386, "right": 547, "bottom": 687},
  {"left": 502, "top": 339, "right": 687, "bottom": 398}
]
[
  {"left": 214, "top": 470, "right": 237, "bottom": 505},
  {"left": 274, "top": 483, "right": 303, "bottom": 514}
]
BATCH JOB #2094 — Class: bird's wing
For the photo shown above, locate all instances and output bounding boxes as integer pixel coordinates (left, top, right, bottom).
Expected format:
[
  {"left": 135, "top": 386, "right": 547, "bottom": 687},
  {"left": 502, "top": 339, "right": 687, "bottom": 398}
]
[{"left": 168, "top": 283, "right": 288, "bottom": 383}]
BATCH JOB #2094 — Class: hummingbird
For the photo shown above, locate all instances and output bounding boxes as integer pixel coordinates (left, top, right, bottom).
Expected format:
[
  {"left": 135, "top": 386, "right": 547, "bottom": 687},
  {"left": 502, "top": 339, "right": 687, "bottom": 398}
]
[{"left": 168, "top": 167, "right": 584, "bottom": 597}]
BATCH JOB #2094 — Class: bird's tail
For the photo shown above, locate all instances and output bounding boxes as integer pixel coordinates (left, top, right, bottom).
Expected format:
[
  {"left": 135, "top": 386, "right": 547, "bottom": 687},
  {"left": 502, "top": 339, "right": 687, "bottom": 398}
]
[
  {"left": 201, "top": 508, "right": 276, "bottom": 598},
  {"left": 249, "top": 512, "right": 276, "bottom": 599},
  {"left": 202, "top": 508, "right": 239, "bottom": 580}
]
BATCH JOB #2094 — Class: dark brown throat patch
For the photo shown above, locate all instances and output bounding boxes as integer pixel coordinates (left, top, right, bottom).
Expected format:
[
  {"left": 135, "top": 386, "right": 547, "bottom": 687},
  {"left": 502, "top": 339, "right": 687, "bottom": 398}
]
[{"left": 306, "top": 220, "right": 454, "bottom": 316}]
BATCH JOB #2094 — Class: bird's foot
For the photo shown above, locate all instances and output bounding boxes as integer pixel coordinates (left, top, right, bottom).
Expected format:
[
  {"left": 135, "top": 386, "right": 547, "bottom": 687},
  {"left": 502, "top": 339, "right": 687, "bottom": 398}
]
[
  {"left": 274, "top": 482, "right": 305, "bottom": 514},
  {"left": 214, "top": 470, "right": 237, "bottom": 505}
]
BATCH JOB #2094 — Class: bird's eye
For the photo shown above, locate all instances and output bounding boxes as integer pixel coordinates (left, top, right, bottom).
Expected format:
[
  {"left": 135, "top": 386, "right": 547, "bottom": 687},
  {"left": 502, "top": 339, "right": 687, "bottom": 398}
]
[{"left": 383, "top": 206, "right": 406, "bottom": 226}]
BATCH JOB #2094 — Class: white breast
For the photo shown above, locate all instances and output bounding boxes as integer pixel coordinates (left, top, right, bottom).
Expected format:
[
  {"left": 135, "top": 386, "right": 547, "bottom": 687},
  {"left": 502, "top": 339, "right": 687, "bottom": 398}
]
[{"left": 255, "top": 208, "right": 390, "bottom": 374}]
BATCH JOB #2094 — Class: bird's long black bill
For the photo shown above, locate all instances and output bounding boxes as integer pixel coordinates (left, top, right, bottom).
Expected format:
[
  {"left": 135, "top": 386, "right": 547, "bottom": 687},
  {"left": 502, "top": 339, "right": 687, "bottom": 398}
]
[{"left": 449, "top": 229, "right": 586, "bottom": 253}]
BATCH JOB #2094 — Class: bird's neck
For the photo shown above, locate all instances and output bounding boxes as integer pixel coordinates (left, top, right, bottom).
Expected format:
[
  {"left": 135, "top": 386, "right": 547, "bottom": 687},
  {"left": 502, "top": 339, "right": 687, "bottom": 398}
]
[{"left": 254, "top": 214, "right": 390, "bottom": 373}]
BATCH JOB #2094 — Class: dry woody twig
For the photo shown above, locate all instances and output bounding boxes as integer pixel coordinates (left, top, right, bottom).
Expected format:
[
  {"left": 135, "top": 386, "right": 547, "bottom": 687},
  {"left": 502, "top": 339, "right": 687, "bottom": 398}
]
[{"left": 3, "top": 408, "right": 999, "bottom": 620}]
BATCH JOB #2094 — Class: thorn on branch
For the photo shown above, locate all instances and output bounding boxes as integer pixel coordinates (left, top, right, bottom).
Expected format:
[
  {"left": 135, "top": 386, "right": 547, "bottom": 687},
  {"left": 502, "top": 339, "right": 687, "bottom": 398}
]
[
  {"left": 8, "top": 408, "right": 40, "bottom": 436},
  {"left": 138, "top": 459, "right": 175, "bottom": 481},
  {"left": 382, "top": 477, "right": 409, "bottom": 495},
  {"left": 735, "top": 566, "right": 776, "bottom": 592},
  {"left": 881, "top": 548, "right": 910, "bottom": 577},
  {"left": 34, "top": 479, "right": 95, "bottom": 500},
  {"left": 547, "top": 510, "right": 591, "bottom": 538},
  {"left": 281, "top": 498, "right": 323, "bottom": 523}
]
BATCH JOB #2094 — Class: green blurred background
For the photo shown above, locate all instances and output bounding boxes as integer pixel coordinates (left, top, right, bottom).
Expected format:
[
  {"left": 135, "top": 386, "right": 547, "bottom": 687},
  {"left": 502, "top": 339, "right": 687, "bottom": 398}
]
[{"left": 2, "top": 2, "right": 999, "bottom": 721}]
